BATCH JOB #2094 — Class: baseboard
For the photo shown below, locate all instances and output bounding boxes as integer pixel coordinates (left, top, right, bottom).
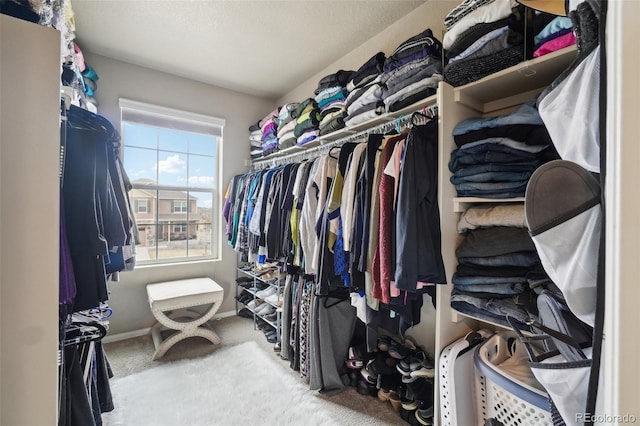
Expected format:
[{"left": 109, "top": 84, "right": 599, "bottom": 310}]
[
  {"left": 104, "top": 328, "right": 151, "bottom": 344},
  {"left": 211, "top": 310, "right": 237, "bottom": 320},
  {"left": 103, "top": 310, "right": 237, "bottom": 343}
]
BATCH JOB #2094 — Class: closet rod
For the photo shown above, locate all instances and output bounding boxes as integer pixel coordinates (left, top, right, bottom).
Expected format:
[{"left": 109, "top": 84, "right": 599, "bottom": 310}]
[{"left": 251, "top": 102, "right": 438, "bottom": 170}]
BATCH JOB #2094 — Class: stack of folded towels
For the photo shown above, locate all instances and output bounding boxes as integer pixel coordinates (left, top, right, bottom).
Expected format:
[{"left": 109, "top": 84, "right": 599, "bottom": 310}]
[
  {"left": 293, "top": 98, "right": 322, "bottom": 146},
  {"left": 381, "top": 28, "right": 444, "bottom": 112},
  {"left": 315, "top": 70, "right": 353, "bottom": 136},
  {"left": 276, "top": 103, "right": 299, "bottom": 150},
  {"left": 345, "top": 52, "right": 386, "bottom": 127},
  {"left": 260, "top": 107, "right": 281, "bottom": 157}
]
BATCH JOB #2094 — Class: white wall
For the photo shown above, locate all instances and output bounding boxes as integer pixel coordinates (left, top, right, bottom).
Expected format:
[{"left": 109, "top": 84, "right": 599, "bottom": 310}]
[
  {"left": 276, "top": 0, "right": 459, "bottom": 105},
  {"left": 84, "top": 52, "right": 275, "bottom": 335},
  {"left": 1, "top": 15, "right": 60, "bottom": 426},
  {"left": 604, "top": 0, "right": 640, "bottom": 421}
]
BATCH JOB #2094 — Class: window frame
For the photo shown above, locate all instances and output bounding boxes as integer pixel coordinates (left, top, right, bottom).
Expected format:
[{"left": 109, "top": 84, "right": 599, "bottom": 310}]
[
  {"left": 119, "top": 98, "right": 224, "bottom": 265},
  {"left": 172, "top": 200, "right": 189, "bottom": 213},
  {"left": 135, "top": 199, "right": 149, "bottom": 214}
]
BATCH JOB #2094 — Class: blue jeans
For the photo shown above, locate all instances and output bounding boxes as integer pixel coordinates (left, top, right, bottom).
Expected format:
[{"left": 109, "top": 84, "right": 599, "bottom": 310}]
[
  {"left": 449, "top": 146, "right": 539, "bottom": 172},
  {"left": 453, "top": 161, "right": 539, "bottom": 177},
  {"left": 453, "top": 283, "right": 527, "bottom": 296},
  {"left": 452, "top": 274, "right": 528, "bottom": 285},
  {"left": 455, "top": 179, "right": 529, "bottom": 192},
  {"left": 460, "top": 137, "right": 548, "bottom": 153},
  {"left": 453, "top": 100, "right": 544, "bottom": 135},
  {"left": 450, "top": 293, "right": 535, "bottom": 329},
  {"left": 451, "top": 171, "right": 532, "bottom": 184},
  {"left": 456, "top": 189, "right": 527, "bottom": 198},
  {"left": 458, "top": 252, "right": 540, "bottom": 268}
]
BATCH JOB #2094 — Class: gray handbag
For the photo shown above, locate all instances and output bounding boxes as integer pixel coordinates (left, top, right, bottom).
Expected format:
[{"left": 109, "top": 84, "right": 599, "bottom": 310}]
[{"left": 509, "top": 291, "right": 592, "bottom": 426}]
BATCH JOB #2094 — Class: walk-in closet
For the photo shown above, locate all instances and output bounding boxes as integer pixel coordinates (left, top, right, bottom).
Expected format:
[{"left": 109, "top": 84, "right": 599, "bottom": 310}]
[{"left": 0, "top": 1, "right": 638, "bottom": 425}]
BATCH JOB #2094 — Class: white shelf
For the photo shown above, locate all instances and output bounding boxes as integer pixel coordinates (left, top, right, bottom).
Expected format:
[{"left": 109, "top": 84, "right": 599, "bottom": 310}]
[
  {"left": 451, "top": 308, "right": 534, "bottom": 336},
  {"left": 452, "top": 197, "right": 525, "bottom": 213},
  {"left": 453, "top": 46, "right": 578, "bottom": 114}
]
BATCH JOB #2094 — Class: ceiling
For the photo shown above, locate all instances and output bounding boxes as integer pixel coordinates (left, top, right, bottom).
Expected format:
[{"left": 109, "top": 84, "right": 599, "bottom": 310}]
[{"left": 70, "top": 0, "right": 425, "bottom": 100}]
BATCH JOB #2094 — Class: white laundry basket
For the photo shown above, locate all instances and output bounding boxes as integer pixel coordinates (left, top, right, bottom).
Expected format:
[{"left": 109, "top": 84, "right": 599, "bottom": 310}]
[
  {"left": 474, "top": 332, "right": 551, "bottom": 426},
  {"left": 439, "top": 330, "right": 493, "bottom": 426}
]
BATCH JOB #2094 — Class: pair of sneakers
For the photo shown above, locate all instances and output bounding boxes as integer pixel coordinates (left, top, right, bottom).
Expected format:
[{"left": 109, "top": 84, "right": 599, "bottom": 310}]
[
  {"left": 254, "top": 302, "right": 275, "bottom": 316},
  {"left": 398, "top": 380, "right": 434, "bottom": 426},
  {"left": 255, "top": 286, "right": 277, "bottom": 299},
  {"left": 396, "top": 350, "right": 435, "bottom": 379}
]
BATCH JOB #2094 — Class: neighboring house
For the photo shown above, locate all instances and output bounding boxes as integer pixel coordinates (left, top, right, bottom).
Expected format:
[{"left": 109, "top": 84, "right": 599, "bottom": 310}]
[{"left": 130, "top": 187, "right": 199, "bottom": 246}]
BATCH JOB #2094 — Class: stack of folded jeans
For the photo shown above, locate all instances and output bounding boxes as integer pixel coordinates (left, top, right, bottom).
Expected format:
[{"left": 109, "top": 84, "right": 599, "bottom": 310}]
[
  {"left": 260, "top": 107, "right": 281, "bottom": 156},
  {"left": 448, "top": 100, "right": 557, "bottom": 198},
  {"left": 276, "top": 103, "right": 299, "bottom": 150},
  {"left": 381, "top": 28, "right": 444, "bottom": 112},
  {"left": 249, "top": 121, "right": 262, "bottom": 160},
  {"left": 293, "top": 98, "right": 322, "bottom": 146},
  {"left": 344, "top": 52, "right": 386, "bottom": 128},
  {"left": 451, "top": 224, "right": 543, "bottom": 329},
  {"left": 314, "top": 70, "right": 352, "bottom": 136}
]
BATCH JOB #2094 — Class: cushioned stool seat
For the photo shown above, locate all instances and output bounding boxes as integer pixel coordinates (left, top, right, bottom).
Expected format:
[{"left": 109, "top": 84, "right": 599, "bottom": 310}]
[{"left": 146, "top": 277, "right": 224, "bottom": 360}]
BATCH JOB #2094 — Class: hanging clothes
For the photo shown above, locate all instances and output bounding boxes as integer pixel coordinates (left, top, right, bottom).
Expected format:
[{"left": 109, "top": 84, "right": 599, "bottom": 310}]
[{"left": 62, "top": 105, "right": 136, "bottom": 312}]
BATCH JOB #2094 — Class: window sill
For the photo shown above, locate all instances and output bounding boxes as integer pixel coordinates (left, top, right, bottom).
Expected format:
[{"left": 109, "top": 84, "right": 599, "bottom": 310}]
[{"left": 134, "top": 257, "right": 221, "bottom": 269}]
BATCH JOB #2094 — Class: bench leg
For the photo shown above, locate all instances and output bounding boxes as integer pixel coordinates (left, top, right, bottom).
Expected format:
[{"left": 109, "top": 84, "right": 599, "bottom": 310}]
[{"left": 150, "top": 300, "right": 223, "bottom": 360}]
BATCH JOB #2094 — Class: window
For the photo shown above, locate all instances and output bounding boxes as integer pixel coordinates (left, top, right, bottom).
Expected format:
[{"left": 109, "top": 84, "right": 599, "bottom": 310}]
[
  {"left": 173, "top": 200, "right": 188, "bottom": 213},
  {"left": 120, "top": 99, "right": 224, "bottom": 263},
  {"left": 173, "top": 223, "right": 188, "bottom": 233},
  {"left": 136, "top": 199, "right": 149, "bottom": 213}
]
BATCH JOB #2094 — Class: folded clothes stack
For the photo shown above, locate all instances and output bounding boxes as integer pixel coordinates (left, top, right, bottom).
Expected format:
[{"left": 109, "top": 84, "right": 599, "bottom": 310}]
[
  {"left": 293, "top": 98, "right": 322, "bottom": 146},
  {"left": 533, "top": 16, "right": 576, "bottom": 58},
  {"left": 450, "top": 206, "right": 561, "bottom": 330},
  {"left": 248, "top": 121, "right": 262, "bottom": 160},
  {"left": 276, "top": 103, "right": 300, "bottom": 150},
  {"left": 380, "top": 28, "right": 444, "bottom": 112},
  {"left": 314, "top": 69, "right": 353, "bottom": 136},
  {"left": 344, "top": 52, "right": 386, "bottom": 128},
  {"left": 260, "top": 107, "right": 281, "bottom": 157},
  {"left": 448, "top": 100, "right": 558, "bottom": 198},
  {"left": 442, "top": 0, "right": 559, "bottom": 87}
]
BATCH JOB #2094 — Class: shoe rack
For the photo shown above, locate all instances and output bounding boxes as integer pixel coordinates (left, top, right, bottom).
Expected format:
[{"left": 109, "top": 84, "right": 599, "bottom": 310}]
[{"left": 235, "top": 259, "right": 285, "bottom": 344}]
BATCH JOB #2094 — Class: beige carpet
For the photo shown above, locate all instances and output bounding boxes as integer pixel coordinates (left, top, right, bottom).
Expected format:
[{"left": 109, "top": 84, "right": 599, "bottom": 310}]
[{"left": 103, "top": 316, "right": 405, "bottom": 425}]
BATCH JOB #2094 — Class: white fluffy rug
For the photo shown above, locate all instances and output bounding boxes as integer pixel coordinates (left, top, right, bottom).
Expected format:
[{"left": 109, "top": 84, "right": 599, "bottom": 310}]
[{"left": 103, "top": 341, "right": 340, "bottom": 426}]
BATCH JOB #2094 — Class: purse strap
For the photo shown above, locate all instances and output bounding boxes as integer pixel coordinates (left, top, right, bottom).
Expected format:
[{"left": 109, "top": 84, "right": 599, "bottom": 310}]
[{"left": 506, "top": 315, "right": 589, "bottom": 362}]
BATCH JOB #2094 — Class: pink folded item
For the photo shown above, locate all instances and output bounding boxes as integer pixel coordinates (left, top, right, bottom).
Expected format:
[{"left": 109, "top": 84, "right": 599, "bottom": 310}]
[
  {"left": 74, "top": 42, "right": 86, "bottom": 72},
  {"left": 533, "top": 32, "right": 576, "bottom": 58}
]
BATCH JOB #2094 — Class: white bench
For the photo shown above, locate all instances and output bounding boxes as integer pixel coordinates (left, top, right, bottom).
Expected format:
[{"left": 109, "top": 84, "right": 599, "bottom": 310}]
[{"left": 146, "top": 277, "right": 224, "bottom": 360}]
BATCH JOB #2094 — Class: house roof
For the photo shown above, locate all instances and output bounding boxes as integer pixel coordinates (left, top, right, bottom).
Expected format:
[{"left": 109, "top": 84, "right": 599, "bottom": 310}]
[{"left": 130, "top": 187, "right": 198, "bottom": 200}]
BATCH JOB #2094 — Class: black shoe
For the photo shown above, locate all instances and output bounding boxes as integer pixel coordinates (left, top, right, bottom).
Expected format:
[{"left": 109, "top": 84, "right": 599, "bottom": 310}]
[
  {"left": 237, "top": 308, "right": 253, "bottom": 319},
  {"left": 236, "top": 276, "right": 253, "bottom": 284},
  {"left": 388, "top": 340, "right": 412, "bottom": 359},
  {"left": 404, "top": 377, "right": 434, "bottom": 407},
  {"left": 265, "top": 331, "right": 278, "bottom": 343},
  {"left": 373, "top": 352, "right": 398, "bottom": 375},
  {"left": 349, "top": 370, "right": 360, "bottom": 387},
  {"left": 356, "top": 377, "right": 377, "bottom": 396}
]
